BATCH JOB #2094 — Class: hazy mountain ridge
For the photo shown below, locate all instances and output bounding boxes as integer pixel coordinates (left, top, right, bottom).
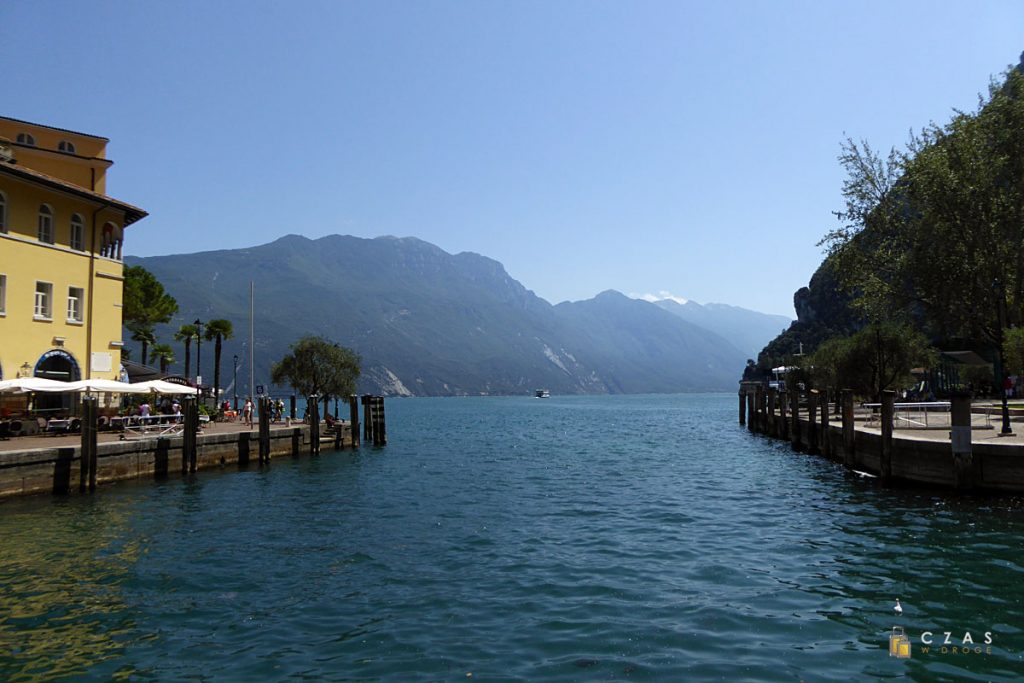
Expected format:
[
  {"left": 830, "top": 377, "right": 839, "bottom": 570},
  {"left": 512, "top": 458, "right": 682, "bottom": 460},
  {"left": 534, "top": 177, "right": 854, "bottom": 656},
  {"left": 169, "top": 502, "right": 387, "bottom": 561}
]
[
  {"left": 651, "top": 299, "right": 792, "bottom": 358},
  {"left": 128, "top": 235, "right": 774, "bottom": 396}
]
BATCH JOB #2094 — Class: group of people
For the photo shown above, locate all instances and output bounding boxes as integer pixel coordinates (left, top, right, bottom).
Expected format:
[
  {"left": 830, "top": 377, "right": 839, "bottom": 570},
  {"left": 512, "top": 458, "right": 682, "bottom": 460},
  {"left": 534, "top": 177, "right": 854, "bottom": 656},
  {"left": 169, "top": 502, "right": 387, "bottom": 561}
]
[
  {"left": 135, "top": 398, "right": 182, "bottom": 419},
  {"left": 238, "top": 396, "right": 287, "bottom": 428}
]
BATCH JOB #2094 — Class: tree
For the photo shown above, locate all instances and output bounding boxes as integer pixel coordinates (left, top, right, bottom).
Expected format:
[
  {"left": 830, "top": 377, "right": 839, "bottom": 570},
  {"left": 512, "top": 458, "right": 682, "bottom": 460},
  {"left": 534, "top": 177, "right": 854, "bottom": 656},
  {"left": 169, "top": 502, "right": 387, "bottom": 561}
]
[
  {"left": 271, "top": 336, "right": 361, "bottom": 401},
  {"left": 809, "top": 322, "right": 936, "bottom": 400},
  {"left": 204, "top": 319, "right": 234, "bottom": 407},
  {"left": 174, "top": 324, "right": 198, "bottom": 378},
  {"left": 123, "top": 265, "right": 178, "bottom": 333},
  {"left": 1003, "top": 327, "right": 1024, "bottom": 377},
  {"left": 130, "top": 324, "right": 156, "bottom": 368},
  {"left": 149, "top": 343, "right": 175, "bottom": 373}
]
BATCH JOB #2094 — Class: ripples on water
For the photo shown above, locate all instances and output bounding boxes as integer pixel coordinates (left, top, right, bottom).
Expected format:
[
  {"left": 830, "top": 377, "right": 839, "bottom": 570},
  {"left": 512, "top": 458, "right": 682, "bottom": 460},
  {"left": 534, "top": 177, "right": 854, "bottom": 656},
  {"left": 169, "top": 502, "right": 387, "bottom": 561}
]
[{"left": 2, "top": 394, "right": 1024, "bottom": 681}]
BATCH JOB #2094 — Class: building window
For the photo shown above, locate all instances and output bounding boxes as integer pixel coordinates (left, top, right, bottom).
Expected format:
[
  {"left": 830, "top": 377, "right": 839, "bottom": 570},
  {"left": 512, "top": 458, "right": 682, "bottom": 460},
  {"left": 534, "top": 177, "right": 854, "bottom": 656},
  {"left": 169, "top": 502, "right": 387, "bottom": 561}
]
[
  {"left": 70, "top": 214, "right": 85, "bottom": 251},
  {"left": 67, "top": 287, "right": 84, "bottom": 323},
  {"left": 58, "top": 140, "right": 77, "bottom": 154},
  {"left": 34, "top": 282, "right": 53, "bottom": 319},
  {"left": 0, "top": 191, "right": 6, "bottom": 234},
  {"left": 0, "top": 274, "right": 6, "bottom": 315},
  {"left": 38, "top": 204, "right": 54, "bottom": 243},
  {"left": 16, "top": 133, "right": 35, "bottom": 146}
]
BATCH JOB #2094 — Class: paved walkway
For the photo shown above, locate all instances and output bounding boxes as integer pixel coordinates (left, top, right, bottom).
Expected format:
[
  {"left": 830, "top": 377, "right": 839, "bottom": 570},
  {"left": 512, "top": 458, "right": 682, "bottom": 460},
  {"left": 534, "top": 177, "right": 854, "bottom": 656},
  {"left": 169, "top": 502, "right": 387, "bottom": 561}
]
[
  {"left": 822, "top": 401, "right": 1024, "bottom": 445},
  {"left": 0, "top": 419, "right": 303, "bottom": 453}
]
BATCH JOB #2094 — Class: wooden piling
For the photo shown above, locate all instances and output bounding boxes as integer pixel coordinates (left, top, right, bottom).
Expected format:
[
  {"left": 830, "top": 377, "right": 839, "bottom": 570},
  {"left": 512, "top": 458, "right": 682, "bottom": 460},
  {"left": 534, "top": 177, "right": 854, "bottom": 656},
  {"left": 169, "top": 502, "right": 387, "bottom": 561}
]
[
  {"left": 951, "top": 392, "right": 973, "bottom": 490},
  {"left": 154, "top": 438, "right": 170, "bottom": 479},
  {"left": 841, "top": 389, "right": 854, "bottom": 468},
  {"left": 880, "top": 389, "right": 895, "bottom": 484},
  {"left": 258, "top": 396, "right": 270, "bottom": 464},
  {"left": 79, "top": 397, "right": 92, "bottom": 492},
  {"left": 790, "top": 388, "right": 801, "bottom": 451},
  {"left": 807, "top": 390, "right": 819, "bottom": 454},
  {"left": 86, "top": 397, "right": 98, "bottom": 491},
  {"left": 349, "top": 395, "right": 360, "bottom": 448},
  {"left": 739, "top": 391, "right": 746, "bottom": 426},
  {"left": 377, "top": 396, "right": 387, "bottom": 445},
  {"left": 54, "top": 447, "right": 73, "bottom": 495},
  {"left": 309, "top": 396, "right": 320, "bottom": 455},
  {"left": 779, "top": 391, "right": 788, "bottom": 440},
  {"left": 291, "top": 427, "right": 301, "bottom": 457},
  {"left": 362, "top": 394, "right": 372, "bottom": 442},
  {"left": 819, "top": 389, "right": 830, "bottom": 458},
  {"left": 767, "top": 389, "right": 777, "bottom": 437},
  {"left": 237, "top": 431, "right": 250, "bottom": 466},
  {"left": 290, "top": 395, "right": 297, "bottom": 420},
  {"left": 749, "top": 389, "right": 757, "bottom": 432}
]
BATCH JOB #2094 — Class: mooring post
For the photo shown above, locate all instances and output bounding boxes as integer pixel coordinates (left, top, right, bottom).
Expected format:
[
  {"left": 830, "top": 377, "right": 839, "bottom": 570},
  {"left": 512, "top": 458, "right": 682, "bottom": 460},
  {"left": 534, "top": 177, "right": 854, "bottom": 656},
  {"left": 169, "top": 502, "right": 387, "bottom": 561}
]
[
  {"left": 155, "top": 437, "right": 170, "bottom": 479},
  {"left": 841, "top": 389, "right": 855, "bottom": 468},
  {"left": 238, "top": 431, "right": 250, "bottom": 466},
  {"left": 309, "top": 395, "right": 320, "bottom": 455},
  {"left": 349, "top": 395, "right": 360, "bottom": 448},
  {"left": 54, "top": 447, "right": 74, "bottom": 495},
  {"left": 807, "top": 390, "right": 819, "bottom": 454},
  {"left": 790, "top": 388, "right": 801, "bottom": 451},
  {"left": 880, "top": 389, "right": 895, "bottom": 484},
  {"left": 258, "top": 396, "right": 270, "bottom": 464},
  {"left": 291, "top": 427, "right": 300, "bottom": 457},
  {"left": 79, "top": 397, "right": 91, "bottom": 492},
  {"left": 362, "top": 394, "right": 372, "bottom": 442},
  {"left": 334, "top": 415, "right": 343, "bottom": 450},
  {"left": 290, "top": 395, "right": 297, "bottom": 420},
  {"left": 951, "top": 392, "right": 974, "bottom": 490},
  {"left": 378, "top": 396, "right": 387, "bottom": 445},
  {"left": 767, "top": 389, "right": 777, "bottom": 437},
  {"left": 84, "top": 397, "right": 98, "bottom": 491},
  {"left": 820, "top": 389, "right": 830, "bottom": 457},
  {"left": 779, "top": 390, "right": 789, "bottom": 440},
  {"left": 749, "top": 389, "right": 757, "bottom": 432},
  {"left": 739, "top": 390, "right": 746, "bottom": 426}
]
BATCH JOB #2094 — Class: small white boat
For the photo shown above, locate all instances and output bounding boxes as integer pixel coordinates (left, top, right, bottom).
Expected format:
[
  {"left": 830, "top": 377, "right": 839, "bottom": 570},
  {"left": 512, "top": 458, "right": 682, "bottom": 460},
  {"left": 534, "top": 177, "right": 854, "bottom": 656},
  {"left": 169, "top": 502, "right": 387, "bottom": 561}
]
[{"left": 534, "top": 389, "right": 550, "bottom": 398}]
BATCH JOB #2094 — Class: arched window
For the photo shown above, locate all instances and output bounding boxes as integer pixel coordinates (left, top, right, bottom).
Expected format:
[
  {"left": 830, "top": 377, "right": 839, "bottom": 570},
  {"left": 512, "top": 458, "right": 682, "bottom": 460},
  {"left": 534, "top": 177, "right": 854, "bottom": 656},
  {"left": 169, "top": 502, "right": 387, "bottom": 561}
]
[
  {"left": 70, "top": 214, "right": 85, "bottom": 251},
  {"left": 38, "top": 204, "right": 54, "bottom": 243},
  {"left": 0, "top": 191, "right": 6, "bottom": 234},
  {"left": 16, "top": 133, "right": 36, "bottom": 146},
  {"left": 58, "top": 140, "right": 76, "bottom": 154}
]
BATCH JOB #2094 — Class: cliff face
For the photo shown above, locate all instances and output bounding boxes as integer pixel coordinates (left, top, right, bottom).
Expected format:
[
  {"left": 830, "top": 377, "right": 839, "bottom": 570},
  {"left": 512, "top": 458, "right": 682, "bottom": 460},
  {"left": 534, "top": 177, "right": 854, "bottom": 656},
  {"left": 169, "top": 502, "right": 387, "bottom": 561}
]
[{"left": 757, "top": 257, "right": 863, "bottom": 368}]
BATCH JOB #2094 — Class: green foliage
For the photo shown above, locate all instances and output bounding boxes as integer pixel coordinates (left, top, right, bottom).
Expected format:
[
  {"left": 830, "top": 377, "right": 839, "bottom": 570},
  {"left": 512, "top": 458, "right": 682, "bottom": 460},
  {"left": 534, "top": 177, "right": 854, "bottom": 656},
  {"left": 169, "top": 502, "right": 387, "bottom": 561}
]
[
  {"left": 808, "top": 322, "right": 936, "bottom": 400},
  {"left": 1003, "top": 327, "right": 1024, "bottom": 376},
  {"left": 123, "top": 266, "right": 178, "bottom": 329},
  {"left": 148, "top": 343, "right": 175, "bottom": 373},
  {"left": 203, "top": 319, "right": 234, "bottom": 401},
  {"left": 817, "top": 64, "right": 1024, "bottom": 371},
  {"left": 271, "top": 335, "right": 361, "bottom": 399}
]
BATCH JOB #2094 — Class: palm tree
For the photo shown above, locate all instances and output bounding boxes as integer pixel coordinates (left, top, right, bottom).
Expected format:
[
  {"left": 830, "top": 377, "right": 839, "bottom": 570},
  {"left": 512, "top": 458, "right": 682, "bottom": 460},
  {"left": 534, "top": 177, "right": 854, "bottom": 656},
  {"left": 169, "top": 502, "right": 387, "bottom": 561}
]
[
  {"left": 174, "top": 324, "right": 198, "bottom": 378},
  {"left": 204, "top": 319, "right": 234, "bottom": 408},
  {"left": 149, "top": 344, "right": 175, "bottom": 373},
  {"left": 129, "top": 323, "right": 156, "bottom": 367}
]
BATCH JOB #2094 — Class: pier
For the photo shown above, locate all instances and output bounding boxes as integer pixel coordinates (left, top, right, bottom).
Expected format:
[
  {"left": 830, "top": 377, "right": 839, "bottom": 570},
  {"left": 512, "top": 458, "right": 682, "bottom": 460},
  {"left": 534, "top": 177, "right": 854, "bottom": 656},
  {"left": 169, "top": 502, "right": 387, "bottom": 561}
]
[
  {"left": 0, "top": 395, "right": 387, "bottom": 499},
  {"left": 739, "top": 382, "right": 1024, "bottom": 492}
]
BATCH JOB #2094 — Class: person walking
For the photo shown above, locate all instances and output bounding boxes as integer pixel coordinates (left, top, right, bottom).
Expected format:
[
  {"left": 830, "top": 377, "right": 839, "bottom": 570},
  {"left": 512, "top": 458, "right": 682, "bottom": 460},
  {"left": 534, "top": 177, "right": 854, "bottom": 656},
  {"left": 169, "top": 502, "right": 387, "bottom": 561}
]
[{"left": 242, "top": 397, "right": 254, "bottom": 428}]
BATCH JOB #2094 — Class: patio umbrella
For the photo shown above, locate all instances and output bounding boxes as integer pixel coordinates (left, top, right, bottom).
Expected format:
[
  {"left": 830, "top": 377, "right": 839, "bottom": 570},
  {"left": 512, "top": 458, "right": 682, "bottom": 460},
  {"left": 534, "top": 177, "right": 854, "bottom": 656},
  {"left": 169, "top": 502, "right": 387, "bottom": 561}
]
[
  {"left": 138, "top": 380, "right": 200, "bottom": 395},
  {"left": 65, "top": 379, "right": 154, "bottom": 394},
  {"left": 0, "top": 377, "right": 73, "bottom": 393}
]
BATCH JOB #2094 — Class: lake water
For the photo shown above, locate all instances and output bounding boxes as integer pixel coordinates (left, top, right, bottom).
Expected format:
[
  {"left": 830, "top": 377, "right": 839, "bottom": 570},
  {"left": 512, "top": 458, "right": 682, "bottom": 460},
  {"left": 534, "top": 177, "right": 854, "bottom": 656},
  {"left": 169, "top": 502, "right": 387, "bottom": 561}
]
[{"left": 2, "top": 394, "right": 1024, "bottom": 681}]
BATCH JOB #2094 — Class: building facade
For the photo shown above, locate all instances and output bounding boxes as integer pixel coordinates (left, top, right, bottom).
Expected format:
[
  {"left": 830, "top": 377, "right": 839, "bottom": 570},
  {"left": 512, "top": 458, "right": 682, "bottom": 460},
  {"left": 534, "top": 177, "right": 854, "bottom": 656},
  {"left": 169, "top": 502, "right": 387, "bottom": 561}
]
[{"left": 0, "top": 116, "right": 146, "bottom": 412}]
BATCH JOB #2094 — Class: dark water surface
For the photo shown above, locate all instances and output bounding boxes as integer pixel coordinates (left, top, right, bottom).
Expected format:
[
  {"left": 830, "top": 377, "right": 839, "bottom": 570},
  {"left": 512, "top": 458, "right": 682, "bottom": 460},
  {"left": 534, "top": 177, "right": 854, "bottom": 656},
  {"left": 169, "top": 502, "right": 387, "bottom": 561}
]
[{"left": 2, "top": 394, "right": 1024, "bottom": 681}]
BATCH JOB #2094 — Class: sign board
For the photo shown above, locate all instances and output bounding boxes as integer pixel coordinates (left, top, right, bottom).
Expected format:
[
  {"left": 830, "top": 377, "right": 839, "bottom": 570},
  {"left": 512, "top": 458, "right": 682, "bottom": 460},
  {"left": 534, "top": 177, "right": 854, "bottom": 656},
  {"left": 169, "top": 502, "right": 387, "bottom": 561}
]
[
  {"left": 256, "top": 385, "right": 265, "bottom": 395},
  {"left": 91, "top": 352, "right": 112, "bottom": 372}
]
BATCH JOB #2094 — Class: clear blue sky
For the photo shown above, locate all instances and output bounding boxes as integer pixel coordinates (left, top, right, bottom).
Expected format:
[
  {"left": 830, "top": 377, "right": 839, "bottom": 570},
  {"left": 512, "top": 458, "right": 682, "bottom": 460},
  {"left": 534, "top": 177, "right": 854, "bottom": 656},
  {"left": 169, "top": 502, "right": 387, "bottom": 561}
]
[{"left": 6, "top": 1, "right": 1023, "bottom": 317}]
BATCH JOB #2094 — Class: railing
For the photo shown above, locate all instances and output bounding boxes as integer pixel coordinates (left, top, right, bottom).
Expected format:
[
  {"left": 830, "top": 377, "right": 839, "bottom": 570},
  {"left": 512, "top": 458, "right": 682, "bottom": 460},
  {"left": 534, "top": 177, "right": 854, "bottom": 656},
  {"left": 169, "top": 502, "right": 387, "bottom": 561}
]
[{"left": 862, "top": 401, "right": 993, "bottom": 429}]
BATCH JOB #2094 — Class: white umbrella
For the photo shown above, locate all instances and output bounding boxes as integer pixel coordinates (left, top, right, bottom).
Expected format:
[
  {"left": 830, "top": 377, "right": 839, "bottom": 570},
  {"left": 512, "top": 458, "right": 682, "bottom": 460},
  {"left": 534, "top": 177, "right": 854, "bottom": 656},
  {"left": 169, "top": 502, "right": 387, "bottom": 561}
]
[
  {"left": 138, "top": 380, "right": 199, "bottom": 395},
  {"left": 0, "top": 377, "right": 73, "bottom": 393},
  {"left": 65, "top": 379, "right": 155, "bottom": 394}
]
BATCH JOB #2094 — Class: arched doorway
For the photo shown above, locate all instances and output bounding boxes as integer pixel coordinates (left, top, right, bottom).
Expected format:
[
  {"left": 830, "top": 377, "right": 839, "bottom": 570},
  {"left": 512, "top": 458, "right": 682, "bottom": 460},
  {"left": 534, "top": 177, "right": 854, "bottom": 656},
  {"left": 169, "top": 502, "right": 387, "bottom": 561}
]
[{"left": 34, "top": 349, "right": 81, "bottom": 416}]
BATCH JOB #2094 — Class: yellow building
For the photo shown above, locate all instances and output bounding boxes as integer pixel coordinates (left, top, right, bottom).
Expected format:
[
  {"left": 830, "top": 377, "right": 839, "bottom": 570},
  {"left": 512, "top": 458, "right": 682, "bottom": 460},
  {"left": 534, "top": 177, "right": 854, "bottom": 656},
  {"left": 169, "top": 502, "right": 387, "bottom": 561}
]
[{"left": 0, "top": 116, "right": 146, "bottom": 414}]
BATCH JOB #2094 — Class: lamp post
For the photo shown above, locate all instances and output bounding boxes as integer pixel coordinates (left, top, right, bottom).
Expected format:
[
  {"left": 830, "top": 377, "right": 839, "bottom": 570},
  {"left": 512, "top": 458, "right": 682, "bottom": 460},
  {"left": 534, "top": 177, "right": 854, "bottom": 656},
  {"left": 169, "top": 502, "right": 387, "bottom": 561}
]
[
  {"left": 233, "top": 354, "right": 239, "bottom": 411},
  {"left": 994, "top": 279, "right": 1012, "bottom": 435}
]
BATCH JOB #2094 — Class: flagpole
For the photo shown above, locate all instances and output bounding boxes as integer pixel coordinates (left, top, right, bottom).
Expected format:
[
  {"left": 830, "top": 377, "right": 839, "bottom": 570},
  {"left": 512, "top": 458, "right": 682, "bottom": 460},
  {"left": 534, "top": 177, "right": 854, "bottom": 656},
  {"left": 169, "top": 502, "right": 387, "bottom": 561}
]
[{"left": 249, "top": 281, "right": 254, "bottom": 401}]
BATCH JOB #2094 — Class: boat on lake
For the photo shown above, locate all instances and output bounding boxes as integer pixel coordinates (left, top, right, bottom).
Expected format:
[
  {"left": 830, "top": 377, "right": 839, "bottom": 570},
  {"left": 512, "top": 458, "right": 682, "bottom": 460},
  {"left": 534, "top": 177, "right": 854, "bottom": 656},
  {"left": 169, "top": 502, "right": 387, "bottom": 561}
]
[{"left": 535, "top": 389, "right": 550, "bottom": 398}]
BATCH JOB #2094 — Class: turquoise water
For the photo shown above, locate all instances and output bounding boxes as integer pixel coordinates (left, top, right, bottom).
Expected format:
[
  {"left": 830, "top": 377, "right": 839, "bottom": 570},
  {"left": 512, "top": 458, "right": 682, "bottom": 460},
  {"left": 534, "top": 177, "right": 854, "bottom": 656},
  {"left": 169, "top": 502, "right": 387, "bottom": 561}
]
[{"left": 2, "top": 394, "right": 1024, "bottom": 681}]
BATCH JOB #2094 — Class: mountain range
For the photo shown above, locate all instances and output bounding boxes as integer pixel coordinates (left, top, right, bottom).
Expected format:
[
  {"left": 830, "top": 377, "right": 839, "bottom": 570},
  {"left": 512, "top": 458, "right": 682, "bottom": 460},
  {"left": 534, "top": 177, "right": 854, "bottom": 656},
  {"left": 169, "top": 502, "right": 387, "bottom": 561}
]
[{"left": 126, "top": 235, "right": 790, "bottom": 396}]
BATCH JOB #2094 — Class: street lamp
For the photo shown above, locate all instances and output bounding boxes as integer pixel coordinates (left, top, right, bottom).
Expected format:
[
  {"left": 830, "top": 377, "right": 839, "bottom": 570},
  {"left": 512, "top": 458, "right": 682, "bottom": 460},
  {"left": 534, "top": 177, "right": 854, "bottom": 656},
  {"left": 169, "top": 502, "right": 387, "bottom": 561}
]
[{"left": 233, "top": 354, "right": 239, "bottom": 411}]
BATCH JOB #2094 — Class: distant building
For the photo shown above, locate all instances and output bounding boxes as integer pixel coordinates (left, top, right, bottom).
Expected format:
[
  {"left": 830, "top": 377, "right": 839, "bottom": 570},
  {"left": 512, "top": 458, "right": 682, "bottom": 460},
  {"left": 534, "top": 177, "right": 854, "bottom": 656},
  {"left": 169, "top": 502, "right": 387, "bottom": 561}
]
[{"left": 0, "top": 116, "right": 147, "bottom": 413}]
